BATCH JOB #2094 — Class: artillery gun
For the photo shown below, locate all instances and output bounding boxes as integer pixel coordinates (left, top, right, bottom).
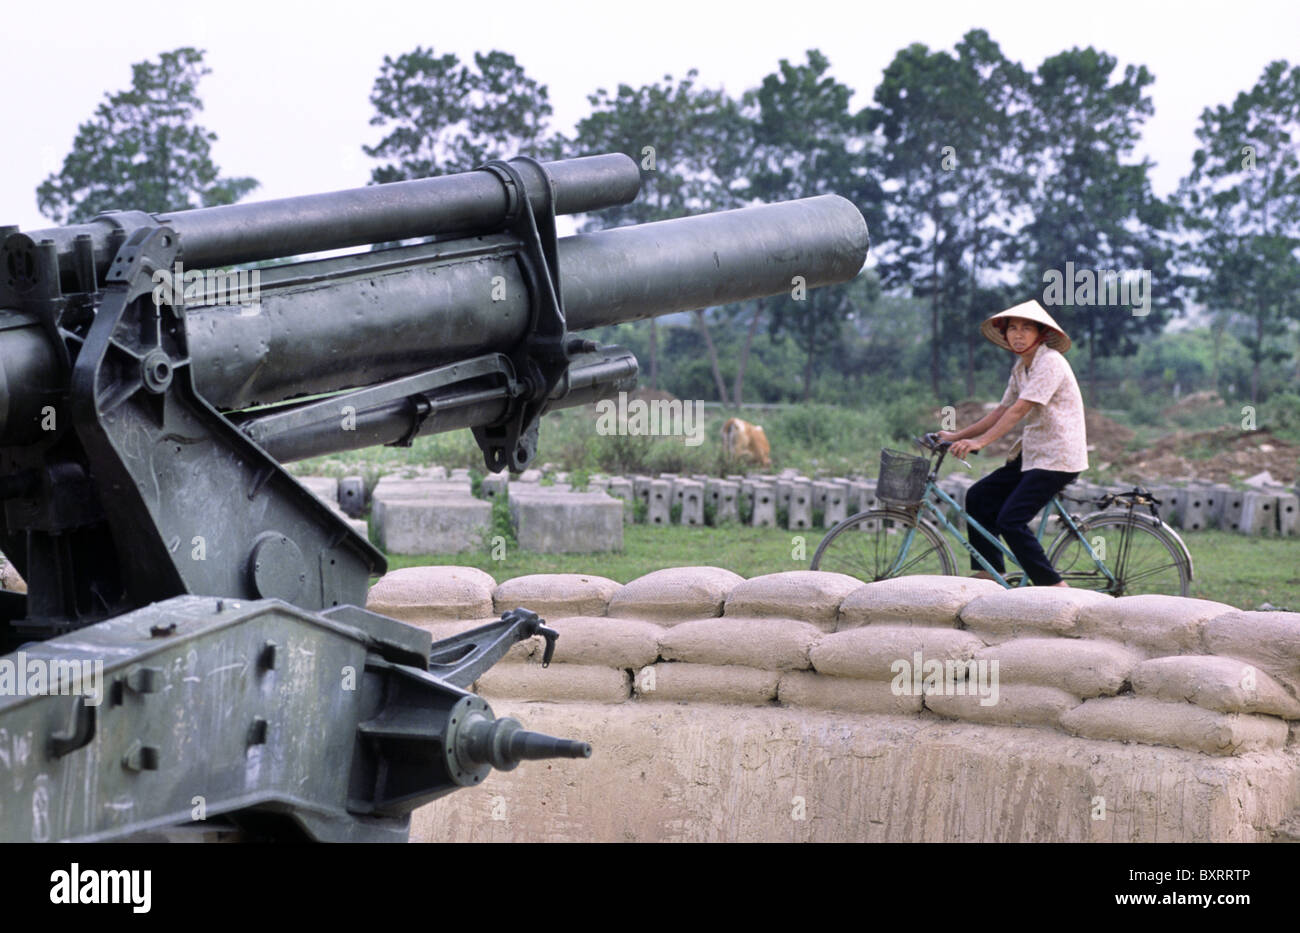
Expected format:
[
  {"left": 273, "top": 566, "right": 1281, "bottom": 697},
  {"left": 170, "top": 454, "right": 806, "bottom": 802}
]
[{"left": 0, "top": 153, "right": 869, "bottom": 841}]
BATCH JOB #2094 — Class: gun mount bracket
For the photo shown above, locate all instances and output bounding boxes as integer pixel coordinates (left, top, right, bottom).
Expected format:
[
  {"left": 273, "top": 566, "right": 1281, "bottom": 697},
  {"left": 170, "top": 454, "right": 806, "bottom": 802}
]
[{"left": 471, "top": 157, "right": 575, "bottom": 474}]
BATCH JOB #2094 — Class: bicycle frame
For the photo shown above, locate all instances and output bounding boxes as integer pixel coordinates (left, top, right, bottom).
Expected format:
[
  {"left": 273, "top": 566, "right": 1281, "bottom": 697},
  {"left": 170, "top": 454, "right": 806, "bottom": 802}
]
[{"left": 918, "top": 484, "right": 1115, "bottom": 589}]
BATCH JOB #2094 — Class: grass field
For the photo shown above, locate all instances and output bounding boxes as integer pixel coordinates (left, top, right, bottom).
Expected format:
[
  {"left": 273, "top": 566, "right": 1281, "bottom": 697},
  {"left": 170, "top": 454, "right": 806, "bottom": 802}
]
[{"left": 384, "top": 525, "right": 1299, "bottom": 612}]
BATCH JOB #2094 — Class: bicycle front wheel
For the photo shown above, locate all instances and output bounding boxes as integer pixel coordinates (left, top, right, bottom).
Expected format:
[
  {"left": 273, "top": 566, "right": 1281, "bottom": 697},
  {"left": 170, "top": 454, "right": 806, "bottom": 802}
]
[
  {"left": 811, "top": 508, "right": 956, "bottom": 581},
  {"left": 1046, "top": 513, "right": 1190, "bottom": 596}
]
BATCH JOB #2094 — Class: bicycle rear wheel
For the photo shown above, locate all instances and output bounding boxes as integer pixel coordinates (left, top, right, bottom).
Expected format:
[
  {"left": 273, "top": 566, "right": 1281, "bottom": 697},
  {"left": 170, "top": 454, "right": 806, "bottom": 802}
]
[
  {"left": 1046, "top": 513, "right": 1190, "bottom": 596},
  {"left": 811, "top": 508, "right": 956, "bottom": 581}
]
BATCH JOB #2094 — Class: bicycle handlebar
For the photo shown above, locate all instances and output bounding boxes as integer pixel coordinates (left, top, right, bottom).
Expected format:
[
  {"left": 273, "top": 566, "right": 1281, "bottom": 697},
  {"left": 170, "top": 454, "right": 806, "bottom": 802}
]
[{"left": 917, "top": 433, "right": 973, "bottom": 471}]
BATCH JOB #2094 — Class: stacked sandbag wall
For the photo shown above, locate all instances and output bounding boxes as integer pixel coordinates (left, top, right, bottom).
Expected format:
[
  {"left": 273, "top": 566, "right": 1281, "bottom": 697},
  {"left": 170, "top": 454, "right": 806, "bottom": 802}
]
[{"left": 365, "top": 567, "right": 1300, "bottom": 842}]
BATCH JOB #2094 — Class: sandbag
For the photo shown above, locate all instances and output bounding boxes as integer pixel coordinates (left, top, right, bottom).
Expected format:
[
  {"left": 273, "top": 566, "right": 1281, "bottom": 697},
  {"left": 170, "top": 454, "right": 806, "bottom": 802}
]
[
  {"left": 810, "top": 626, "right": 986, "bottom": 680},
  {"left": 973, "top": 637, "right": 1141, "bottom": 698},
  {"left": 633, "top": 663, "right": 779, "bottom": 705},
  {"left": 959, "top": 588, "right": 1112, "bottom": 642},
  {"left": 367, "top": 565, "right": 497, "bottom": 622},
  {"left": 837, "top": 575, "right": 1001, "bottom": 629},
  {"left": 493, "top": 573, "right": 622, "bottom": 618},
  {"left": 777, "top": 672, "right": 923, "bottom": 715},
  {"left": 608, "top": 566, "right": 744, "bottom": 623},
  {"left": 1204, "top": 611, "right": 1300, "bottom": 697},
  {"left": 477, "top": 662, "right": 631, "bottom": 703},
  {"left": 1059, "top": 696, "right": 1288, "bottom": 756},
  {"left": 1131, "top": 655, "right": 1300, "bottom": 719},
  {"left": 547, "top": 616, "right": 663, "bottom": 669},
  {"left": 723, "top": 571, "right": 869, "bottom": 631},
  {"left": 924, "top": 684, "right": 1079, "bottom": 727},
  {"left": 660, "top": 617, "right": 823, "bottom": 671},
  {"left": 1075, "top": 595, "right": 1234, "bottom": 655}
]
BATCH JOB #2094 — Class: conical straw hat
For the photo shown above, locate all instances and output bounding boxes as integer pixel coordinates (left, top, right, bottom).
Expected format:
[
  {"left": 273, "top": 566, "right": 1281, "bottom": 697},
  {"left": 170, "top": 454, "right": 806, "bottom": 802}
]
[{"left": 981, "top": 299, "right": 1071, "bottom": 353}]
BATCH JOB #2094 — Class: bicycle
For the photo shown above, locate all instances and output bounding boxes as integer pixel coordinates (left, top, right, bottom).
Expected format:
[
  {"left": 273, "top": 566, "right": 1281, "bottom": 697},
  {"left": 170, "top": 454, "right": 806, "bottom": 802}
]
[{"left": 810, "top": 433, "right": 1193, "bottom": 596}]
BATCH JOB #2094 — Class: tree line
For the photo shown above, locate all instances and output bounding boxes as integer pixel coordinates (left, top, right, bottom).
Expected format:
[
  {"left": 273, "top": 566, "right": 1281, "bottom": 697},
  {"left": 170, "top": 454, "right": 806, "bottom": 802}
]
[{"left": 35, "top": 35, "right": 1300, "bottom": 408}]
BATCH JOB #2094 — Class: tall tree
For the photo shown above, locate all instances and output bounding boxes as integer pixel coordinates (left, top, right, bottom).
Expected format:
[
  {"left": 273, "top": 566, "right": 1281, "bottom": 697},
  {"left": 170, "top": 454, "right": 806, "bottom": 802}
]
[
  {"left": 871, "top": 42, "right": 969, "bottom": 398},
  {"left": 37, "top": 48, "right": 257, "bottom": 224},
  {"left": 365, "top": 47, "right": 554, "bottom": 182},
  {"left": 1017, "top": 47, "right": 1177, "bottom": 401},
  {"left": 747, "top": 50, "right": 880, "bottom": 402},
  {"left": 567, "top": 71, "right": 750, "bottom": 397},
  {"left": 1179, "top": 60, "right": 1300, "bottom": 403},
  {"left": 947, "top": 31, "right": 1036, "bottom": 398}
]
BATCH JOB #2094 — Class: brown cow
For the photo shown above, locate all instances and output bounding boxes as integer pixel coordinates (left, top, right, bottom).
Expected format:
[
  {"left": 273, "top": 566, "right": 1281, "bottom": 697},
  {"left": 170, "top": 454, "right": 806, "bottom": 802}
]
[{"left": 722, "top": 417, "right": 772, "bottom": 467}]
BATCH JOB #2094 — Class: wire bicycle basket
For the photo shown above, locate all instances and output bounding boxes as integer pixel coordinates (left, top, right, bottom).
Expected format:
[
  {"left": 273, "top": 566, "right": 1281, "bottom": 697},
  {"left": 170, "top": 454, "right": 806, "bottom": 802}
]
[{"left": 877, "top": 448, "right": 930, "bottom": 506}]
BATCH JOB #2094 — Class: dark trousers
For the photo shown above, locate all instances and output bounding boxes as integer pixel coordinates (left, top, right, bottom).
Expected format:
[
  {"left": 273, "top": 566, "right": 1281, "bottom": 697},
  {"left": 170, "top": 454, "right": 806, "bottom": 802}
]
[{"left": 966, "top": 455, "right": 1079, "bottom": 586}]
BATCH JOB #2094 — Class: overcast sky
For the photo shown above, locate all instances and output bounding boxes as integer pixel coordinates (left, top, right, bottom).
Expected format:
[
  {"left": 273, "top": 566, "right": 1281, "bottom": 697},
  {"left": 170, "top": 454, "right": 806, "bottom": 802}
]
[{"left": 2, "top": 0, "right": 1298, "bottom": 234}]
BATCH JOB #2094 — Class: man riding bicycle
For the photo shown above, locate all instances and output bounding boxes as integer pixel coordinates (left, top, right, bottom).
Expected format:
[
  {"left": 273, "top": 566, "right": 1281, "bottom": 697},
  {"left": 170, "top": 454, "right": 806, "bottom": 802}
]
[{"left": 936, "top": 300, "right": 1088, "bottom": 588}]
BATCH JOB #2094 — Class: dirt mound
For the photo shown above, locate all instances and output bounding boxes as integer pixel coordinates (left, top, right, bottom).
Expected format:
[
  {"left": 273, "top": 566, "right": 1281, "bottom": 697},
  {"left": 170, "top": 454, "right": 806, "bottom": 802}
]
[
  {"left": 1162, "top": 390, "right": 1226, "bottom": 418},
  {"left": 1085, "top": 409, "right": 1136, "bottom": 463},
  {"left": 1113, "top": 428, "right": 1299, "bottom": 485},
  {"left": 935, "top": 400, "right": 1135, "bottom": 465}
]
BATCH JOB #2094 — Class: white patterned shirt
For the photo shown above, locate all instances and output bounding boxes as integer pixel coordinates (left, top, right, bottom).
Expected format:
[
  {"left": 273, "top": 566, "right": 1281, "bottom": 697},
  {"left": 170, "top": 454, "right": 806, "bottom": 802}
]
[{"left": 998, "top": 346, "right": 1089, "bottom": 473}]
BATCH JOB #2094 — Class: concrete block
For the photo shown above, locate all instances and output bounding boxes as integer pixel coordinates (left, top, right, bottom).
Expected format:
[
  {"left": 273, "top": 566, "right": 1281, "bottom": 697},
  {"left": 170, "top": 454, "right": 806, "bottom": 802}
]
[
  {"left": 775, "top": 479, "right": 792, "bottom": 512},
  {"left": 481, "top": 473, "right": 509, "bottom": 501},
  {"left": 819, "top": 481, "right": 847, "bottom": 526},
  {"left": 1202, "top": 485, "right": 1230, "bottom": 529},
  {"left": 373, "top": 477, "right": 472, "bottom": 501},
  {"left": 1221, "top": 488, "right": 1246, "bottom": 532},
  {"left": 1150, "top": 485, "right": 1181, "bottom": 526},
  {"left": 1180, "top": 485, "right": 1210, "bottom": 532},
  {"left": 509, "top": 488, "right": 623, "bottom": 553},
  {"left": 847, "top": 481, "right": 873, "bottom": 514},
  {"left": 711, "top": 480, "right": 740, "bottom": 524},
  {"left": 632, "top": 475, "right": 652, "bottom": 507},
  {"left": 374, "top": 496, "right": 492, "bottom": 555},
  {"left": 647, "top": 480, "right": 672, "bottom": 526},
  {"left": 750, "top": 482, "right": 776, "bottom": 528},
  {"left": 676, "top": 479, "right": 705, "bottom": 526},
  {"left": 1275, "top": 491, "right": 1298, "bottom": 536},
  {"left": 738, "top": 481, "right": 755, "bottom": 516},
  {"left": 1239, "top": 492, "right": 1276, "bottom": 536},
  {"left": 787, "top": 480, "right": 812, "bottom": 530},
  {"left": 606, "top": 477, "right": 635, "bottom": 525},
  {"left": 338, "top": 475, "right": 366, "bottom": 518}
]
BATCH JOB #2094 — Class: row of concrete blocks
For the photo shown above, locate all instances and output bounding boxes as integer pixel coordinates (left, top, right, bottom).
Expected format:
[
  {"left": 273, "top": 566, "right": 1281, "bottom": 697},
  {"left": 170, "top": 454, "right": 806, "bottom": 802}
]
[
  {"left": 301, "top": 469, "right": 1299, "bottom": 558},
  {"left": 521, "top": 471, "right": 967, "bottom": 531},
  {"left": 1060, "top": 481, "right": 1299, "bottom": 537}
]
